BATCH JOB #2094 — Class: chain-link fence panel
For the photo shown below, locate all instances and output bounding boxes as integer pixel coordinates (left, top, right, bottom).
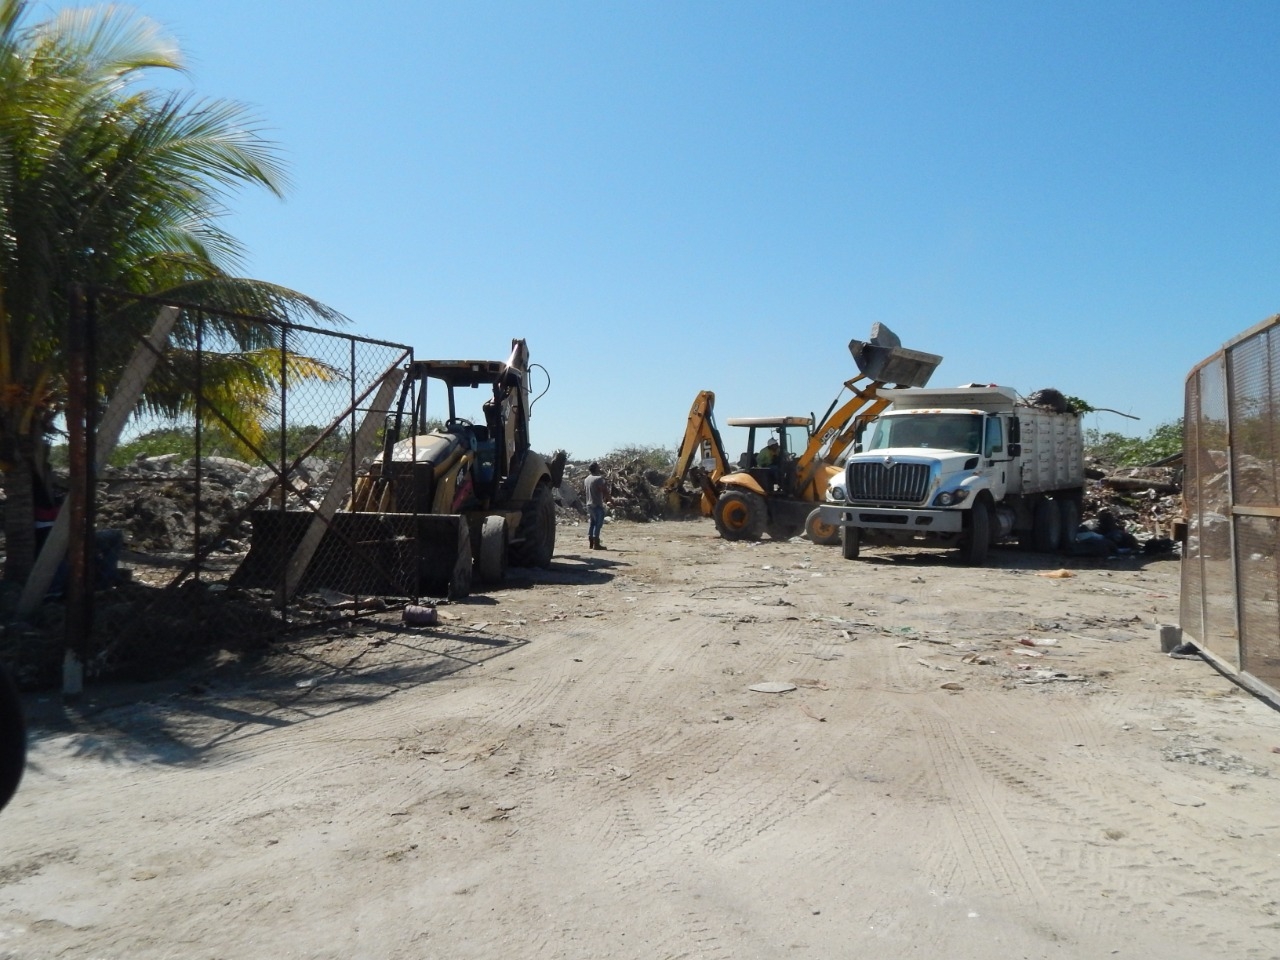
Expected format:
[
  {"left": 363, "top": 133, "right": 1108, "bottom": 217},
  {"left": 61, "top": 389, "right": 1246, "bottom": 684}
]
[{"left": 37, "top": 289, "right": 415, "bottom": 685}]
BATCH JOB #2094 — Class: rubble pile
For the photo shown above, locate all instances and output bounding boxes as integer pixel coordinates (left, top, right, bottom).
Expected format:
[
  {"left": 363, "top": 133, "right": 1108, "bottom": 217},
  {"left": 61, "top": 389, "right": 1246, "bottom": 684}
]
[
  {"left": 93, "top": 454, "right": 342, "bottom": 553},
  {"left": 554, "top": 455, "right": 671, "bottom": 523},
  {"left": 1081, "top": 458, "right": 1183, "bottom": 554}
]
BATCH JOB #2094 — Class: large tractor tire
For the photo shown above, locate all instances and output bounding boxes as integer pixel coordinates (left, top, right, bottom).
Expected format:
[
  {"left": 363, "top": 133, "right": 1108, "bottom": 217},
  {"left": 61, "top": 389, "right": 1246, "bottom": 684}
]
[
  {"left": 804, "top": 507, "right": 841, "bottom": 546},
  {"left": 512, "top": 481, "right": 556, "bottom": 568},
  {"left": 714, "top": 490, "right": 767, "bottom": 541},
  {"left": 0, "top": 665, "right": 24, "bottom": 814},
  {"left": 476, "top": 515, "right": 508, "bottom": 583},
  {"left": 1032, "top": 497, "right": 1061, "bottom": 554},
  {"left": 960, "top": 500, "right": 992, "bottom": 566}
]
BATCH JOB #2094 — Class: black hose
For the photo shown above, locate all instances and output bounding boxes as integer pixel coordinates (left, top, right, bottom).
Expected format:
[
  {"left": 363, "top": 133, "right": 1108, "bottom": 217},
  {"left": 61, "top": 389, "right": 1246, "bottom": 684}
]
[{"left": 0, "top": 664, "right": 25, "bottom": 813}]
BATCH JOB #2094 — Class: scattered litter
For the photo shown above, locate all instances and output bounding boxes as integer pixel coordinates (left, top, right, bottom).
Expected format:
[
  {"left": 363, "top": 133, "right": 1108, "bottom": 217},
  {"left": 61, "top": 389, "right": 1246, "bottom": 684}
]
[
  {"left": 1019, "top": 670, "right": 1087, "bottom": 684},
  {"left": 1166, "top": 795, "right": 1206, "bottom": 808},
  {"left": 294, "top": 679, "right": 317, "bottom": 689},
  {"left": 800, "top": 704, "right": 827, "bottom": 722},
  {"left": 886, "top": 595, "right": 909, "bottom": 604},
  {"left": 749, "top": 681, "right": 797, "bottom": 694},
  {"left": 940, "top": 682, "right": 964, "bottom": 691},
  {"left": 916, "top": 659, "right": 956, "bottom": 672},
  {"left": 1036, "top": 569, "right": 1075, "bottom": 579},
  {"left": 791, "top": 678, "right": 830, "bottom": 690},
  {"left": 896, "top": 642, "right": 913, "bottom": 649},
  {"left": 469, "top": 621, "right": 491, "bottom": 632},
  {"left": 960, "top": 653, "right": 995, "bottom": 665},
  {"left": 609, "top": 766, "right": 632, "bottom": 781},
  {"left": 1018, "top": 637, "right": 1059, "bottom": 648}
]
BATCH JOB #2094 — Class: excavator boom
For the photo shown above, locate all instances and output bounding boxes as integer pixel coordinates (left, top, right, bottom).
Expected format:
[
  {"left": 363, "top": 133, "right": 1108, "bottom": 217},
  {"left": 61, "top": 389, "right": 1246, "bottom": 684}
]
[{"left": 663, "top": 390, "right": 730, "bottom": 516}]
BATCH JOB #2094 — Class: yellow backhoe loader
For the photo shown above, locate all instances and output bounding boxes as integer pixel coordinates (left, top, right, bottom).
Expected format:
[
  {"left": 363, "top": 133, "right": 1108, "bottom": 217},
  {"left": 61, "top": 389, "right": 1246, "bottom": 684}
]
[
  {"left": 236, "top": 339, "right": 560, "bottom": 598},
  {"left": 711, "top": 325, "right": 942, "bottom": 543}
]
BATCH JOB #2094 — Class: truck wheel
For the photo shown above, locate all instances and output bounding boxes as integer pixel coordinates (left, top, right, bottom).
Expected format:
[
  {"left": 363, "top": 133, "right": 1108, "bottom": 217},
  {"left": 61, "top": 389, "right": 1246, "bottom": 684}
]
[
  {"left": 512, "top": 481, "right": 556, "bottom": 568},
  {"left": 961, "top": 501, "right": 991, "bottom": 565},
  {"left": 477, "top": 515, "right": 508, "bottom": 583},
  {"left": 841, "top": 525, "right": 861, "bottom": 559},
  {"left": 714, "top": 490, "right": 766, "bottom": 541},
  {"left": 805, "top": 507, "right": 841, "bottom": 546},
  {"left": 1057, "top": 498, "right": 1080, "bottom": 553},
  {"left": 1032, "top": 497, "right": 1061, "bottom": 554}
]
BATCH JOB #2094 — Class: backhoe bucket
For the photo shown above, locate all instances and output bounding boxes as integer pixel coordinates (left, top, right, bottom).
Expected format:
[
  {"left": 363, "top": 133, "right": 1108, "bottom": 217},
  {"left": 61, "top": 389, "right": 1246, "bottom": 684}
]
[
  {"left": 848, "top": 333, "right": 942, "bottom": 387},
  {"left": 234, "top": 510, "right": 473, "bottom": 599}
]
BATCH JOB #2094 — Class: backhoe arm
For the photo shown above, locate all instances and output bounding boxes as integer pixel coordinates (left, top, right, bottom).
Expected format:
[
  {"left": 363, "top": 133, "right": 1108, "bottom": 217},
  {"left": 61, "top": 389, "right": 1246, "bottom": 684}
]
[{"left": 664, "top": 390, "right": 730, "bottom": 516}]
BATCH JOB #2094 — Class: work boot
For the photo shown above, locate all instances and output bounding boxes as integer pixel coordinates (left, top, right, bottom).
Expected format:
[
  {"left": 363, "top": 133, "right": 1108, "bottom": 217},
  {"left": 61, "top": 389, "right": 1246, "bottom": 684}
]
[{"left": 588, "top": 537, "right": 597, "bottom": 550}]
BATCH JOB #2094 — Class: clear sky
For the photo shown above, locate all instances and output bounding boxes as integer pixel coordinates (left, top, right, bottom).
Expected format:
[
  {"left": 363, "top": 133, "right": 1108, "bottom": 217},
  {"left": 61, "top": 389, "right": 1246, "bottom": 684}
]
[{"left": 66, "top": 0, "right": 1280, "bottom": 459}]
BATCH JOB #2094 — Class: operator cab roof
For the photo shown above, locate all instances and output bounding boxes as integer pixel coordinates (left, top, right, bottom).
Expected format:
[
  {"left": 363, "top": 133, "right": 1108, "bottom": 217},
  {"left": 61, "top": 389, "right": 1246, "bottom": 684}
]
[
  {"left": 409, "top": 359, "right": 509, "bottom": 389},
  {"left": 725, "top": 416, "right": 813, "bottom": 428}
]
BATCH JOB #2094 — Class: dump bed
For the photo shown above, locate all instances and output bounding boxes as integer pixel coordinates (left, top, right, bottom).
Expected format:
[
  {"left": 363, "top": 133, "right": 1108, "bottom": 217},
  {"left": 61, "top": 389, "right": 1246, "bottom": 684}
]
[{"left": 1013, "top": 405, "right": 1083, "bottom": 495}]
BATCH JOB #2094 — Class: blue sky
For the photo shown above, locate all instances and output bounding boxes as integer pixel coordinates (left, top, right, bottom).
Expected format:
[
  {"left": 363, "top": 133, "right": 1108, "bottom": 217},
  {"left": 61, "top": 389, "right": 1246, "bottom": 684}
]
[{"left": 79, "top": 0, "right": 1280, "bottom": 458}]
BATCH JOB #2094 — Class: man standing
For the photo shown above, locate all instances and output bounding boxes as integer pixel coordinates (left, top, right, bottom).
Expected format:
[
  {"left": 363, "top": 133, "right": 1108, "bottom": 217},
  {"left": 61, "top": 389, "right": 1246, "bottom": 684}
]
[{"left": 584, "top": 462, "right": 611, "bottom": 550}]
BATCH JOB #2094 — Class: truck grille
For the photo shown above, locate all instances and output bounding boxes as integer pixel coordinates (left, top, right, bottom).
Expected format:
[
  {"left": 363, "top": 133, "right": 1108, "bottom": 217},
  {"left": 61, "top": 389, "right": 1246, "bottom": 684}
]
[{"left": 847, "top": 461, "right": 932, "bottom": 504}]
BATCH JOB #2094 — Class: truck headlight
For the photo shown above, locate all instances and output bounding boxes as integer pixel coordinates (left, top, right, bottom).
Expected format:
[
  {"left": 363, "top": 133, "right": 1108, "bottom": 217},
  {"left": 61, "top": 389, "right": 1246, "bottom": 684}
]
[
  {"left": 934, "top": 489, "right": 970, "bottom": 507},
  {"left": 829, "top": 484, "right": 847, "bottom": 502}
]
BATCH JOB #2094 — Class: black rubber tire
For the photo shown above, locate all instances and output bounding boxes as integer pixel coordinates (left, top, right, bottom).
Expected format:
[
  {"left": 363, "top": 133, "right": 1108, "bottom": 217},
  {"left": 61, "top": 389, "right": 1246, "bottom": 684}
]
[
  {"left": 1057, "top": 497, "right": 1081, "bottom": 553},
  {"left": 960, "top": 500, "right": 992, "bottom": 565},
  {"left": 1032, "top": 497, "right": 1061, "bottom": 554},
  {"left": 512, "top": 481, "right": 556, "bottom": 568},
  {"left": 841, "top": 525, "right": 861, "bottom": 560},
  {"left": 805, "top": 507, "right": 841, "bottom": 546},
  {"left": 0, "top": 665, "right": 25, "bottom": 814},
  {"left": 713, "top": 490, "right": 767, "bottom": 541},
  {"left": 476, "top": 515, "right": 508, "bottom": 583}
]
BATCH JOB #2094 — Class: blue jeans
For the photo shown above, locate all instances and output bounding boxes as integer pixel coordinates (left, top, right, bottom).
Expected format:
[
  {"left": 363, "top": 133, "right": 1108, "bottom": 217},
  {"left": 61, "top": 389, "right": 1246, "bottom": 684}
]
[{"left": 588, "top": 505, "right": 605, "bottom": 541}]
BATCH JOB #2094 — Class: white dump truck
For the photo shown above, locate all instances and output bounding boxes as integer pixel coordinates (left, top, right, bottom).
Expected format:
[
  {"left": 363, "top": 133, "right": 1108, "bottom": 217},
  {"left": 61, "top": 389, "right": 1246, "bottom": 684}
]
[{"left": 817, "top": 385, "right": 1084, "bottom": 565}]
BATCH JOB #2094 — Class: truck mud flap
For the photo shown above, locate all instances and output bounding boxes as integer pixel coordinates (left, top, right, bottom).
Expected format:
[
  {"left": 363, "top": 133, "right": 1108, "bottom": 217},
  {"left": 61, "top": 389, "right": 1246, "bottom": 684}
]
[{"left": 233, "top": 511, "right": 472, "bottom": 598}]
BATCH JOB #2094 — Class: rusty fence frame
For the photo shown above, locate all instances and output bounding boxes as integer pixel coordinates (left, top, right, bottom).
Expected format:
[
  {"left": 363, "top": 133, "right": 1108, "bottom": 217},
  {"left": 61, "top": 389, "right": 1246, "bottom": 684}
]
[
  {"left": 1181, "top": 312, "right": 1280, "bottom": 704},
  {"left": 48, "top": 287, "right": 415, "bottom": 691}
]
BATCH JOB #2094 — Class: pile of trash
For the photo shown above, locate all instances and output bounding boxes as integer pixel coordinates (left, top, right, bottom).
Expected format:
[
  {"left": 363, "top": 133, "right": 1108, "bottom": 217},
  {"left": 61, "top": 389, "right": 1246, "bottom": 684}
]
[
  {"left": 1078, "top": 458, "right": 1182, "bottom": 557},
  {"left": 91, "top": 454, "right": 341, "bottom": 554},
  {"left": 554, "top": 454, "right": 672, "bottom": 523}
]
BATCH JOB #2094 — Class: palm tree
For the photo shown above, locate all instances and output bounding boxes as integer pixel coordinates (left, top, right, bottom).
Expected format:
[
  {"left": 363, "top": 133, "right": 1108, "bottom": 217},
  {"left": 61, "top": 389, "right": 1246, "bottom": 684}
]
[{"left": 0, "top": 0, "right": 347, "bottom": 582}]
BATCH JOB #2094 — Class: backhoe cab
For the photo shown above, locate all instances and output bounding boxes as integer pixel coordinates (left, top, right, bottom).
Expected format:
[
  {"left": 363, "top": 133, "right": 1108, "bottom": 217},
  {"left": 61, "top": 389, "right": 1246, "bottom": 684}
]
[{"left": 236, "top": 339, "right": 559, "bottom": 600}]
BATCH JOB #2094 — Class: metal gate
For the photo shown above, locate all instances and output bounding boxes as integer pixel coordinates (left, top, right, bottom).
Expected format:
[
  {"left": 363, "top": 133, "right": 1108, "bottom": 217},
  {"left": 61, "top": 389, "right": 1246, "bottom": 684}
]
[{"left": 1182, "top": 313, "right": 1280, "bottom": 700}]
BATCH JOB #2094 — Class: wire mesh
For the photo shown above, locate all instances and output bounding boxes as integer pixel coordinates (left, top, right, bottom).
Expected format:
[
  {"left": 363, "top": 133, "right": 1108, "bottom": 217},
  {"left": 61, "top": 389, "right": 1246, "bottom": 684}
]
[
  {"left": 54, "top": 289, "right": 415, "bottom": 680},
  {"left": 1181, "top": 317, "right": 1280, "bottom": 698}
]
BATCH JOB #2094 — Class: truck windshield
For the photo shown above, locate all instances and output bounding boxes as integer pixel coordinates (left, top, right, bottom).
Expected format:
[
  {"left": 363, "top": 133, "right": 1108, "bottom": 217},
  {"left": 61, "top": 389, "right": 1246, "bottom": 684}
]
[{"left": 866, "top": 413, "right": 984, "bottom": 454}]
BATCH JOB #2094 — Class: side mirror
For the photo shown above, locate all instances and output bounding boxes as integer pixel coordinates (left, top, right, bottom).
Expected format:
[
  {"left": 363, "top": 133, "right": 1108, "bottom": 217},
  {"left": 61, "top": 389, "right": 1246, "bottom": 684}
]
[{"left": 1007, "top": 442, "right": 1021, "bottom": 458}]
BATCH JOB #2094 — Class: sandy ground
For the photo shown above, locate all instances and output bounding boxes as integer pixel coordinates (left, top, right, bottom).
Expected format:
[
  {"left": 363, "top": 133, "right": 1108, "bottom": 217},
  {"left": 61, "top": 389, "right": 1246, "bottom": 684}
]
[{"left": 3, "top": 518, "right": 1280, "bottom": 960}]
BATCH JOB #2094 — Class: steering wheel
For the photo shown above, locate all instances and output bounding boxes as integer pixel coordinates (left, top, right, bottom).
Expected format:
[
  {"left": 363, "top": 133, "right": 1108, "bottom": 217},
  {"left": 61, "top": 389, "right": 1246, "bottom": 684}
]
[{"left": 446, "top": 417, "right": 473, "bottom": 432}]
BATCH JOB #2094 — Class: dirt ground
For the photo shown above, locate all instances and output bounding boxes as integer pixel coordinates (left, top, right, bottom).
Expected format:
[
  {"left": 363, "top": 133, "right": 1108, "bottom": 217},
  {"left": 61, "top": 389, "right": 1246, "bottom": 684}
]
[{"left": 3, "top": 518, "right": 1280, "bottom": 960}]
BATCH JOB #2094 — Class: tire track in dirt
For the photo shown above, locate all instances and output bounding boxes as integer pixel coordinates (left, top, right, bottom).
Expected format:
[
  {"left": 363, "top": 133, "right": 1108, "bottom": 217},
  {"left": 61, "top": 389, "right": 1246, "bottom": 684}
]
[{"left": 923, "top": 686, "right": 1280, "bottom": 959}]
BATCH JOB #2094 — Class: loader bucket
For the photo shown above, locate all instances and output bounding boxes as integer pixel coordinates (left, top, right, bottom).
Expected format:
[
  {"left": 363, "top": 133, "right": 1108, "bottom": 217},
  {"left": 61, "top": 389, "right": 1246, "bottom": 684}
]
[
  {"left": 848, "top": 336, "right": 942, "bottom": 387},
  {"left": 233, "top": 510, "right": 473, "bottom": 599}
]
